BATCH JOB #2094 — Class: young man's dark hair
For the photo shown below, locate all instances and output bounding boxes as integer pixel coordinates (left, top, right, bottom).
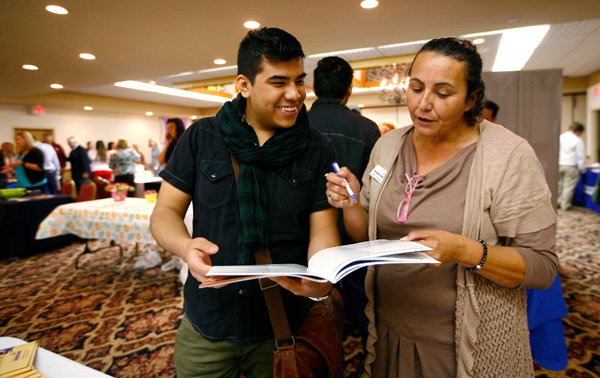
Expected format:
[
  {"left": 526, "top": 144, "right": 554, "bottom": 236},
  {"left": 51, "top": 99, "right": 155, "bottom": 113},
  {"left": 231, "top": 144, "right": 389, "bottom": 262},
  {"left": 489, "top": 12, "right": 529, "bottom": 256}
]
[
  {"left": 237, "top": 27, "right": 304, "bottom": 83},
  {"left": 313, "top": 56, "right": 354, "bottom": 99},
  {"left": 484, "top": 100, "right": 500, "bottom": 120}
]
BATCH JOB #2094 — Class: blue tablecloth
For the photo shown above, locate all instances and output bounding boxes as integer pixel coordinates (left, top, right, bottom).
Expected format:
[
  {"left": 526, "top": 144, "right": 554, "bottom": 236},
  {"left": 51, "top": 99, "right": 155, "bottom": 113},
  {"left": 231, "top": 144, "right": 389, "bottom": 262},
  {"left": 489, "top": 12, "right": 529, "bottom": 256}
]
[
  {"left": 574, "top": 167, "right": 600, "bottom": 214},
  {"left": 526, "top": 275, "right": 568, "bottom": 371}
]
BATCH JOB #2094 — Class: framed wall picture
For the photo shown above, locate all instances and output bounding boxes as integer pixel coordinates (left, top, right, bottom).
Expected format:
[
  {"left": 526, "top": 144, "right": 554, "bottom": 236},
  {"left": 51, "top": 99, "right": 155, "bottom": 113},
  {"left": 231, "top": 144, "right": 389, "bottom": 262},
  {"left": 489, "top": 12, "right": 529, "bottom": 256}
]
[{"left": 13, "top": 128, "right": 53, "bottom": 143}]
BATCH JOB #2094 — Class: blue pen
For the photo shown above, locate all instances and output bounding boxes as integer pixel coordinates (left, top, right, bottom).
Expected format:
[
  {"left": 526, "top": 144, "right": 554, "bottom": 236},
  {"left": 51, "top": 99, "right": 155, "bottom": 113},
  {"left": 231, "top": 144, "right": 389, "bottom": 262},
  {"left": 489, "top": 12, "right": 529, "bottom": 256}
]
[{"left": 331, "top": 162, "right": 358, "bottom": 203}]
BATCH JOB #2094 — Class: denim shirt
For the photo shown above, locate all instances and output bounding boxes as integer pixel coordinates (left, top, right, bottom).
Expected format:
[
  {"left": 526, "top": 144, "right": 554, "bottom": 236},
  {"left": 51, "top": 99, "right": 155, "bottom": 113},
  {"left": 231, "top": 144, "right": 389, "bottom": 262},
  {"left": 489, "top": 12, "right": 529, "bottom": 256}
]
[{"left": 160, "top": 116, "right": 334, "bottom": 343}]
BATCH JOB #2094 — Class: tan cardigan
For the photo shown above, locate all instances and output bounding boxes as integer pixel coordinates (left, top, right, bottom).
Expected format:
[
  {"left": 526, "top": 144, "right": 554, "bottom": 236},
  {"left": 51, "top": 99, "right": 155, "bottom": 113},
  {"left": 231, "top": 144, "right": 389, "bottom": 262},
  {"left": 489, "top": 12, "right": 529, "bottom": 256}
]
[{"left": 361, "top": 121, "right": 556, "bottom": 377}]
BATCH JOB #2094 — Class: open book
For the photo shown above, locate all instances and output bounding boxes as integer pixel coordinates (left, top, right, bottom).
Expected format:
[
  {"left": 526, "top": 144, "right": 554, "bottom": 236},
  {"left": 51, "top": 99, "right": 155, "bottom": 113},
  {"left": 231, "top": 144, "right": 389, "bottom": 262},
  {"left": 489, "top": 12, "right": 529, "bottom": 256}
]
[{"left": 200, "top": 239, "right": 438, "bottom": 288}]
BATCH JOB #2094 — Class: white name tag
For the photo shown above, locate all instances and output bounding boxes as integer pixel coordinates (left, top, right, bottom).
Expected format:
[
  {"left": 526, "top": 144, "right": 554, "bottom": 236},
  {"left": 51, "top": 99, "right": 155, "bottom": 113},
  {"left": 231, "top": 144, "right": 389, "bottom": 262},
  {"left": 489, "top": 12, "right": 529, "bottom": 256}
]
[{"left": 370, "top": 165, "right": 387, "bottom": 183}]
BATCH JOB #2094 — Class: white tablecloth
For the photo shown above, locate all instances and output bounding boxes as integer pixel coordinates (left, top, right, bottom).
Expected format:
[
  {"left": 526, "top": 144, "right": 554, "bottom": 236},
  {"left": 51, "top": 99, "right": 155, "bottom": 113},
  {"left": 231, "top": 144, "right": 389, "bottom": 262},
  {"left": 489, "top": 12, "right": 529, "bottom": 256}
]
[{"left": 0, "top": 337, "right": 112, "bottom": 378}]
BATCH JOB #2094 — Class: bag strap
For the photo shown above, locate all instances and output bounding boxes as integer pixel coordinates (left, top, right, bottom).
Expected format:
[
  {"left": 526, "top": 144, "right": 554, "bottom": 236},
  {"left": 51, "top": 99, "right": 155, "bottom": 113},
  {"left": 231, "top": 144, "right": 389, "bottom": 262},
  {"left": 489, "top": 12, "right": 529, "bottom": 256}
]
[{"left": 230, "top": 155, "right": 293, "bottom": 343}]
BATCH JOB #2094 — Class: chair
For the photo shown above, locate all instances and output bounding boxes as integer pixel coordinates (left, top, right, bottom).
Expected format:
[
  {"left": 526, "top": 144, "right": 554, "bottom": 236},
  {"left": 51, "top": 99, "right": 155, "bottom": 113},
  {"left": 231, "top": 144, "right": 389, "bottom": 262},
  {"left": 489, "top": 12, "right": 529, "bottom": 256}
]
[
  {"left": 93, "top": 176, "right": 112, "bottom": 199},
  {"left": 60, "top": 179, "right": 77, "bottom": 199},
  {"left": 76, "top": 181, "right": 97, "bottom": 202},
  {"left": 93, "top": 170, "right": 114, "bottom": 182}
]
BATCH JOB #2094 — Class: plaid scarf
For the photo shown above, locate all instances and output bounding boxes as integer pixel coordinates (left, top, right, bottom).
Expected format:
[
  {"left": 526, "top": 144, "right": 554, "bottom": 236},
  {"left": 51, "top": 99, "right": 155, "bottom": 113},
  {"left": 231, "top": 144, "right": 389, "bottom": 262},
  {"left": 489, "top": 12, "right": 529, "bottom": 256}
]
[{"left": 217, "top": 95, "right": 310, "bottom": 264}]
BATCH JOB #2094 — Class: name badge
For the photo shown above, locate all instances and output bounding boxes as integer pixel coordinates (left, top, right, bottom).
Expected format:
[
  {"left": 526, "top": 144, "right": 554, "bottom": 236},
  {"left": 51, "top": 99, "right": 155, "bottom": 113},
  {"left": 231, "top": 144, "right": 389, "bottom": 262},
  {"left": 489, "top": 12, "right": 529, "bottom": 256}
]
[{"left": 370, "top": 165, "right": 387, "bottom": 183}]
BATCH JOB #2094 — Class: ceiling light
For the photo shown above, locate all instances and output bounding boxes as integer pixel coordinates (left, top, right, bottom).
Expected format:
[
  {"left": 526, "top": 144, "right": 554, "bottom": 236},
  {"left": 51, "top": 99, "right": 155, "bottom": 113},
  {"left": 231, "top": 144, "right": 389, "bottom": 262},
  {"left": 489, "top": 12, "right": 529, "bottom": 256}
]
[
  {"left": 22, "top": 64, "right": 39, "bottom": 71},
  {"left": 308, "top": 47, "right": 375, "bottom": 59},
  {"left": 148, "top": 80, "right": 157, "bottom": 85},
  {"left": 244, "top": 20, "right": 260, "bottom": 29},
  {"left": 45, "top": 5, "right": 68, "bottom": 15},
  {"left": 50, "top": 83, "right": 63, "bottom": 89},
  {"left": 472, "top": 38, "right": 485, "bottom": 45},
  {"left": 145, "top": 111, "right": 154, "bottom": 116},
  {"left": 492, "top": 24, "right": 550, "bottom": 72},
  {"left": 79, "top": 53, "right": 96, "bottom": 60},
  {"left": 360, "top": 0, "right": 379, "bottom": 9},
  {"left": 213, "top": 58, "right": 227, "bottom": 65},
  {"left": 357, "top": 104, "right": 365, "bottom": 108},
  {"left": 191, "top": 115, "right": 198, "bottom": 120},
  {"left": 195, "top": 65, "right": 237, "bottom": 74},
  {"left": 83, "top": 106, "right": 93, "bottom": 111},
  {"left": 114, "top": 81, "right": 230, "bottom": 104}
]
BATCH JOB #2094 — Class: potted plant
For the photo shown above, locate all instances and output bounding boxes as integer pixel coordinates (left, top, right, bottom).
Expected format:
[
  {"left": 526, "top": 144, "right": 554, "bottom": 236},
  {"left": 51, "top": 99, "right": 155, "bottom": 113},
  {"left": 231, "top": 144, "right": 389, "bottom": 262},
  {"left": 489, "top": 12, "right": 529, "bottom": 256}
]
[{"left": 105, "top": 182, "right": 134, "bottom": 201}]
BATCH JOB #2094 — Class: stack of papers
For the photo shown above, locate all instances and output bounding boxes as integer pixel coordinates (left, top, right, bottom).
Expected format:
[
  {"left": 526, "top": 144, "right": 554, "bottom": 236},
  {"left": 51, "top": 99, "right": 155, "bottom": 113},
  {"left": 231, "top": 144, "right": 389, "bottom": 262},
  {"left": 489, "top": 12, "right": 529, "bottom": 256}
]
[{"left": 0, "top": 341, "right": 45, "bottom": 377}]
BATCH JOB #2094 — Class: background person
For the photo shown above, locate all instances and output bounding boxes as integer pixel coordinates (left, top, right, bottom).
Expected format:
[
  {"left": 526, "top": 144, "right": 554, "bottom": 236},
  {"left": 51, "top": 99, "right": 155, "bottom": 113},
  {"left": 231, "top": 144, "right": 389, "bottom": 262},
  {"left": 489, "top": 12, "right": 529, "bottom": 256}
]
[
  {"left": 43, "top": 132, "right": 67, "bottom": 174},
  {"left": 34, "top": 136, "right": 60, "bottom": 194},
  {"left": 326, "top": 37, "right": 558, "bottom": 377},
  {"left": 308, "top": 55, "right": 380, "bottom": 348},
  {"left": 148, "top": 137, "right": 163, "bottom": 176},
  {"left": 482, "top": 99, "right": 499, "bottom": 123},
  {"left": 1, "top": 142, "right": 17, "bottom": 183},
  {"left": 67, "top": 136, "right": 92, "bottom": 192},
  {"left": 151, "top": 27, "right": 340, "bottom": 377},
  {"left": 157, "top": 118, "right": 185, "bottom": 166},
  {"left": 109, "top": 138, "right": 140, "bottom": 197},
  {"left": 558, "top": 122, "right": 586, "bottom": 210},
  {"left": 10, "top": 132, "right": 47, "bottom": 191}
]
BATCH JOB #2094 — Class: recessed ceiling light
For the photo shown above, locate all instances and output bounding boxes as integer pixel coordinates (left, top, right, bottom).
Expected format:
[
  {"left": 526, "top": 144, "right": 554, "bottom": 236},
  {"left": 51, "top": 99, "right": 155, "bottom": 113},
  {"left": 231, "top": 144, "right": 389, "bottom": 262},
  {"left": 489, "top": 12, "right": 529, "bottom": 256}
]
[
  {"left": 473, "top": 38, "right": 485, "bottom": 45},
  {"left": 357, "top": 104, "right": 365, "bottom": 108},
  {"left": 213, "top": 58, "right": 227, "bottom": 65},
  {"left": 148, "top": 80, "right": 157, "bottom": 85},
  {"left": 492, "top": 24, "right": 550, "bottom": 72},
  {"left": 50, "top": 83, "right": 63, "bottom": 89},
  {"left": 83, "top": 106, "right": 93, "bottom": 111},
  {"left": 190, "top": 115, "right": 198, "bottom": 120},
  {"left": 79, "top": 53, "right": 96, "bottom": 60},
  {"left": 244, "top": 20, "right": 260, "bottom": 29},
  {"left": 360, "top": 0, "right": 379, "bottom": 9},
  {"left": 23, "top": 64, "right": 39, "bottom": 71},
  {"left": 45, "top": 5, "right": 68, "bottom": 15},
  {"left": 145, "top": 111, "right": 154, "bottom": 116}
]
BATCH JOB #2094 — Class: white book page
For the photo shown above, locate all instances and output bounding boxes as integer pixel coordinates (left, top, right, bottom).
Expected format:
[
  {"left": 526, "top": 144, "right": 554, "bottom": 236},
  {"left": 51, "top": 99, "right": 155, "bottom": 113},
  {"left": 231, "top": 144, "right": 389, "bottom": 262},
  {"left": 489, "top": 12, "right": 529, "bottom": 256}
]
[{"left": 307, "top": 239, "right": 432, "bottom": 281}]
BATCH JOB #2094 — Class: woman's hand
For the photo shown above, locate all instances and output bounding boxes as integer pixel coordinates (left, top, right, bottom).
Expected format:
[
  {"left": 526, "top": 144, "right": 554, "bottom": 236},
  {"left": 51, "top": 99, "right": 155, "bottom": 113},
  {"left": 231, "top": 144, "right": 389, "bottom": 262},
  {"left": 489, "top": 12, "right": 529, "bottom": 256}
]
[
  {"left": 325, "top": 165, "right": 360, "bottom": 209},
  {"left": 401, "top": 230, "right": 470, "bottom": 267}
]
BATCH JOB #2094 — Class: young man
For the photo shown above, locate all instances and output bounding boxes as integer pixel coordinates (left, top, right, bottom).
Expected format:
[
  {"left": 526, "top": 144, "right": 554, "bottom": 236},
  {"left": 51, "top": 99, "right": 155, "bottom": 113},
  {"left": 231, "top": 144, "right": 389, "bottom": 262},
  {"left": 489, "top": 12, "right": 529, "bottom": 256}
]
[{"left": 150, "top": 27, "right": 340, "bottom": 377}]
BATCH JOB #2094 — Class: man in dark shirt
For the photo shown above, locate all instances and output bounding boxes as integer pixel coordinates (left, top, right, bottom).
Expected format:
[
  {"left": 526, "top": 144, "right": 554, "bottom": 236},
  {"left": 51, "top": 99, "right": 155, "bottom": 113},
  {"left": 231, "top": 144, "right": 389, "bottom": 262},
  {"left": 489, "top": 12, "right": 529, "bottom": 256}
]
[
  {"left": 151, "top": 27, "right": 339, "bottom": 377},
  {"left": 67, "top": 136, "right": 91, "bottom": 192},
  {"left": 308, "top": 56, "right": 380, "bottom": 348}
]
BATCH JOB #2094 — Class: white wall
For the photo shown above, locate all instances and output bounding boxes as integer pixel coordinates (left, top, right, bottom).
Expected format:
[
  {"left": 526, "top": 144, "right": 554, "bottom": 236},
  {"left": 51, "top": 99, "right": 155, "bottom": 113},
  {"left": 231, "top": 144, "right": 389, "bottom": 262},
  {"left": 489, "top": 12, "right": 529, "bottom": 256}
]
[
  {"left": 587, "top": 83, "right": 600, "bottom": 163},
  {"left": 360, "top": 106, "right": 412, "bottom": 129},
  {"left": 0, "top": 104, "right": 164, "bottom": 163}
]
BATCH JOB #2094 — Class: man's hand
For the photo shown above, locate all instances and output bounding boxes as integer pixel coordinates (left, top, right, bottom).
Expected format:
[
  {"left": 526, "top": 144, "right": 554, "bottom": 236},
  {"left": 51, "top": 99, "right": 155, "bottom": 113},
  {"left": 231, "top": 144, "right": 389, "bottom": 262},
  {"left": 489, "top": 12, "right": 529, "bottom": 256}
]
[
  {"left": 182, "top": 237, "right": 219, "bottom": 282},
  {"left": 271, "top": 276, "right": 333, "bottom": 298}
]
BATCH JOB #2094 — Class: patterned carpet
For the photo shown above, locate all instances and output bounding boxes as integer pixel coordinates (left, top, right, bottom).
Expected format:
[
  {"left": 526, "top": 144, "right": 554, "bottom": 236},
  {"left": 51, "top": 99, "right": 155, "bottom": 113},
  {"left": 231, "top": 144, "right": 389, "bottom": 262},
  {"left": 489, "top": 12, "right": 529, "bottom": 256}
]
[{"left": 0, "top": 207, "right": 598, "bottom": 377}]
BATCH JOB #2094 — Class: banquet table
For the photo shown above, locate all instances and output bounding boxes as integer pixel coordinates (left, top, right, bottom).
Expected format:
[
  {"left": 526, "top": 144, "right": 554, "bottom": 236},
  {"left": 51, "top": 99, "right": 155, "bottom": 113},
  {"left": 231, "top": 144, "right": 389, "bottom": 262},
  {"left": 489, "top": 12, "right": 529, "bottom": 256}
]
[
  {"left": 0, "top": 194, "right": 73, "bottom": 259},
  {"left": 134, "top": 173, "right": 162, "bottom": 198},
  {"left": 0, "top": 336, "right": 111, "bottom": 378},
  {"left": 36, "top": 197, "right": 192, "bottom": 244}
]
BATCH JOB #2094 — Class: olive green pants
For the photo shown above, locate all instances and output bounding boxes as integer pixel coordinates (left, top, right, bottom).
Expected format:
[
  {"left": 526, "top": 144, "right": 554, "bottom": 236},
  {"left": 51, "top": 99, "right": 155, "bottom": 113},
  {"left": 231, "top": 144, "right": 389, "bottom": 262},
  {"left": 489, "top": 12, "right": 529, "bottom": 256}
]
[{"left": 174, "top": 316, "right": 274, "bottom": 378}]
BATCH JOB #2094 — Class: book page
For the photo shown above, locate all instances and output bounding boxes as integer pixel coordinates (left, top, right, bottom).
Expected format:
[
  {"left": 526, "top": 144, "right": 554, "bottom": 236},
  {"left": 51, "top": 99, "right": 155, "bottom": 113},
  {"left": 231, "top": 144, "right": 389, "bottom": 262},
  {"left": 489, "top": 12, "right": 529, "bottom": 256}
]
[{"left": 307, "top": 240, "right": 433, "bottom": 281}]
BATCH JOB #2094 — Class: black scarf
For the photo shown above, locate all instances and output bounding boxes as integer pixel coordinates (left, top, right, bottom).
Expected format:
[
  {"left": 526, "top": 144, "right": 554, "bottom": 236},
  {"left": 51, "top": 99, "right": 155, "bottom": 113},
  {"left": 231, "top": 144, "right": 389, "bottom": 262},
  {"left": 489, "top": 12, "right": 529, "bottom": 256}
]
[{"left": 217, "top": 95, "right": 310, "bottom": 264}]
